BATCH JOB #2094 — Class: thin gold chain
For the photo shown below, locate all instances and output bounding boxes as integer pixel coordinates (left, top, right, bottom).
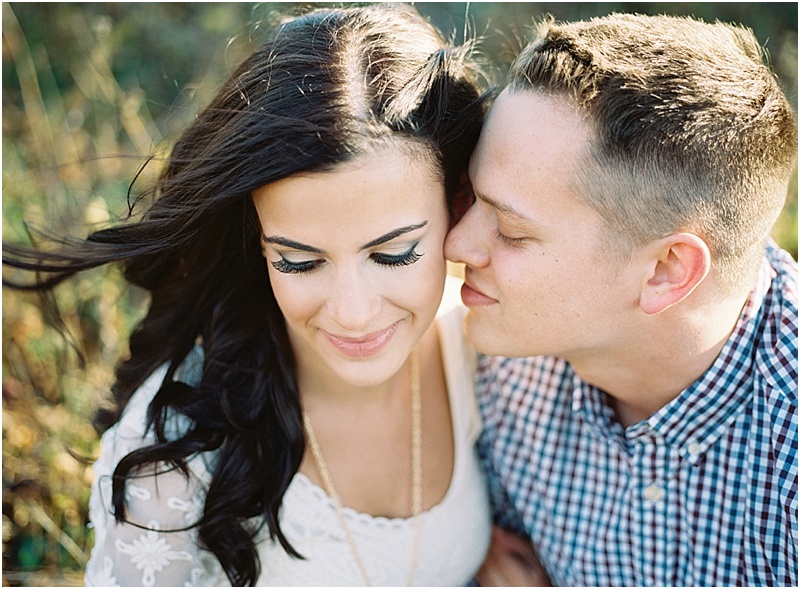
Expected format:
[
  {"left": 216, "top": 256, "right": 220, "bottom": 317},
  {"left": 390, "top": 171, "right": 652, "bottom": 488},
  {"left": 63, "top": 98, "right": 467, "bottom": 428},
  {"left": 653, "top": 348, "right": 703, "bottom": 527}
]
[{"left": 302, "top": 349, "right": 422, "bottom": 587}]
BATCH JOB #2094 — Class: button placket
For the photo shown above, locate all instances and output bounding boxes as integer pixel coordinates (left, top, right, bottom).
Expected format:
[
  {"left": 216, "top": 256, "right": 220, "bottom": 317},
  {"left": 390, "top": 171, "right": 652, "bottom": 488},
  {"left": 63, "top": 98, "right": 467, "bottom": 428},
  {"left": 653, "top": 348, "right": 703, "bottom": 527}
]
[
  {"left": 628, "top": 424, "right": 674, "bottom": 586},
  {"left": 643, "top": 483, "right": 664, "bottom": 503}
]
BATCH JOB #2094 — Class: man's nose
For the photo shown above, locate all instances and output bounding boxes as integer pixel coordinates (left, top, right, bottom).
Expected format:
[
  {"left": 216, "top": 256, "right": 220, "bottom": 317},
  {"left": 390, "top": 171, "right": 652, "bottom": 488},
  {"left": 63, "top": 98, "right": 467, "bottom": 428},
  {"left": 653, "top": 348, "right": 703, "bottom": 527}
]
[{"left": 445, "top": 203, "right": 490, "bottom": 268}]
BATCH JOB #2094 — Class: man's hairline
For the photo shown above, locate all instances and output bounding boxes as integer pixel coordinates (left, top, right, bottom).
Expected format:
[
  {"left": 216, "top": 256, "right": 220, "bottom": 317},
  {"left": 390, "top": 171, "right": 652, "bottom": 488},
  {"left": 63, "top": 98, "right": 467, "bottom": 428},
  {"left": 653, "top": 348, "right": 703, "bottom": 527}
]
[{"left": 497, "top": 83, "right": 642, "bottom": 268}]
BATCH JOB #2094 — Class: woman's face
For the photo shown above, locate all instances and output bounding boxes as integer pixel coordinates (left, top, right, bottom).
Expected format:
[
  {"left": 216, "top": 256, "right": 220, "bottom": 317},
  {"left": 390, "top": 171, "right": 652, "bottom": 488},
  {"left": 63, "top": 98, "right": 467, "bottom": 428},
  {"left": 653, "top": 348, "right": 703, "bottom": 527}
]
[{"left": 252, "top": 143, "right": 449, "bottom": 388}]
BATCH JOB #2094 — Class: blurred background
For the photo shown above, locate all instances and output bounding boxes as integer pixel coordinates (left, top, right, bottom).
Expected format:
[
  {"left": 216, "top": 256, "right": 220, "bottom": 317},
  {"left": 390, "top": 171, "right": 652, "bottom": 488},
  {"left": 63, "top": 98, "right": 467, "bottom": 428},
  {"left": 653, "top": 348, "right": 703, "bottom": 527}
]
[{"left": 2, "top": 3, "right": 796, "bottom": 586}]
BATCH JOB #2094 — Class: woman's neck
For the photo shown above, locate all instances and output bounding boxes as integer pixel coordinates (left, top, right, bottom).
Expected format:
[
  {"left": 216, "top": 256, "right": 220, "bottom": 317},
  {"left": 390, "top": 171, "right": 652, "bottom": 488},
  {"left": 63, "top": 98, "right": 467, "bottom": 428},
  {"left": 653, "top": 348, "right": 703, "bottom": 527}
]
[{"left": 297, "top": 355, "right": 411, "bottom": 412}]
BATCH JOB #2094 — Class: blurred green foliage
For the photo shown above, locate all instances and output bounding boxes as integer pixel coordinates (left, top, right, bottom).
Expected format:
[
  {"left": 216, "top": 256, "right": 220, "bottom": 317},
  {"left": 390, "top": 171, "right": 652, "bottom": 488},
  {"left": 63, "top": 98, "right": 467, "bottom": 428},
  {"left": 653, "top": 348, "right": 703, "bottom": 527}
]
[{"left": 2, "top": 3, "right": 796, "bottom": 585}]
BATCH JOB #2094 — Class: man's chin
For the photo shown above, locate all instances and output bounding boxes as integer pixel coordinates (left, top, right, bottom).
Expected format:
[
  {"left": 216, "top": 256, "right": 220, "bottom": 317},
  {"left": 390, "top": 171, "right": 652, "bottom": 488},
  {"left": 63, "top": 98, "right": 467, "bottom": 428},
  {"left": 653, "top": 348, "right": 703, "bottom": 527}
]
[
  {"left": 464, "top": 313, "right": 540, "bottom": 358},
  {"left": 464, "top": 313, "right": 509, "bottom": 357}
]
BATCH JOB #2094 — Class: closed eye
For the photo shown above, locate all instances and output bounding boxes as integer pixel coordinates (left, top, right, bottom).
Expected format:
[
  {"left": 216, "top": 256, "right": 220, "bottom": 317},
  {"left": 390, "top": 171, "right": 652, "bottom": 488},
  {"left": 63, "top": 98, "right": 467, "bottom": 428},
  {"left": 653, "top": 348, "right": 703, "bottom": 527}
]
[
  {"left": 270, "top": 245, "right": 422, "bottom": 274},
  {"left": 496, "top": 230, "right": 527, "bottom": 247},
  {"left": 270, "top": 256, "right": 324, "bottom": 274},
  {"left": 371, "top": 244, "right": 423, "bottom": 268}
]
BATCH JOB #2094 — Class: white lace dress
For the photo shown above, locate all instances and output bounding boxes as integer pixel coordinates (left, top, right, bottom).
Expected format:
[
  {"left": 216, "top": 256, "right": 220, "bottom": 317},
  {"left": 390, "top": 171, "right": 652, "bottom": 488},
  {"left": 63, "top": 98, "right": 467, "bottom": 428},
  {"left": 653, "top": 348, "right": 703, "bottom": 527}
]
[{"left": 84, "top": 281, "right": 491, "bottom": 586}]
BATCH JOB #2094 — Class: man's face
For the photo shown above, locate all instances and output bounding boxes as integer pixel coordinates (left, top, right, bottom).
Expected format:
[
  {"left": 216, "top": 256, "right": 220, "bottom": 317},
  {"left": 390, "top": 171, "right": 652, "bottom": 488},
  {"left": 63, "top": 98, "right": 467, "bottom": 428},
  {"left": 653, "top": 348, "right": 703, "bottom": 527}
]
[{"left": 445, "top": 90, "right": 639, "bottom": 360}]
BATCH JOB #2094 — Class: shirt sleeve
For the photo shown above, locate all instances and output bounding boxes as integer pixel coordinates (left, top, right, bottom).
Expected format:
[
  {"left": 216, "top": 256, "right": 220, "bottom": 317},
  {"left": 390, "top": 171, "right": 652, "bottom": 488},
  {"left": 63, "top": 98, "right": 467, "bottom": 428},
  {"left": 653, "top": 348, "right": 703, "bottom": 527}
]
[
  {"left": 767, "top": 378, "right": 798, "bottom": 578},
  {"left": 474, "top": 355, "right": 527, "bottom": 536},
  {"left": 84, "top": 419, "right": 226, "bottom": 587},
  {"left": 763, "top": 244, "right": 798, "bottom": 573},
  {"left": 84, "top": 366, "right": 226, "bottom": 587},
  {"left": 477, "top": 439, "right": 528, "bottom": 536}
]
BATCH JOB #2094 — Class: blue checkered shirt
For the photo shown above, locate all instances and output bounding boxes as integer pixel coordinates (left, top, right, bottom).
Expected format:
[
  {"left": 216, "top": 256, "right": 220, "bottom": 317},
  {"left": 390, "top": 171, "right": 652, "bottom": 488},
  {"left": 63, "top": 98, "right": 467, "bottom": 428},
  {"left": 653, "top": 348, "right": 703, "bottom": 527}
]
[{"left": 476, "top": 241, "right": 798, "bottom": 586}]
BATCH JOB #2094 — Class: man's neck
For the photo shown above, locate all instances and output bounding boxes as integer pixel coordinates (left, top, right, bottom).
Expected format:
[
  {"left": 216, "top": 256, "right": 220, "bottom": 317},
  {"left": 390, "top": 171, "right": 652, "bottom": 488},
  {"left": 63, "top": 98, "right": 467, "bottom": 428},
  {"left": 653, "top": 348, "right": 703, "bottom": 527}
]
[{"left": 569, "top": 292, "right": 749, "bottom": 429}]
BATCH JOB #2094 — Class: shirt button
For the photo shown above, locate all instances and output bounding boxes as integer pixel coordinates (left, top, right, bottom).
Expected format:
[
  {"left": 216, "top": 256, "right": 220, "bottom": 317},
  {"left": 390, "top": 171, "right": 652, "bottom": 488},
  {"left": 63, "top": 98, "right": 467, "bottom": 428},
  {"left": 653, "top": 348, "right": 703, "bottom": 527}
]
[
  {"left": 687, "top": 442, "right": 702, "bottom": 456},
  {"left": 644, "top": 484, "right": 663, "bottom": 502}
]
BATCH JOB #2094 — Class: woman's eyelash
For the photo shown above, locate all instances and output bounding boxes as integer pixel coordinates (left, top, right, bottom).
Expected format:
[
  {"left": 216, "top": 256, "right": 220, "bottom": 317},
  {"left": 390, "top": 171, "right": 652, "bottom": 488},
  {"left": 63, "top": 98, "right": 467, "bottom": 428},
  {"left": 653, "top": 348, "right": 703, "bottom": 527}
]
[
  {"left": 271, "top": 257, "right": 321, "bottom": 274},
  {"left": 371, "top": 245, "right": 423, "bottom": 268},
  {"left": 270, "top": 245, "right": 423, "bottom": 274}
]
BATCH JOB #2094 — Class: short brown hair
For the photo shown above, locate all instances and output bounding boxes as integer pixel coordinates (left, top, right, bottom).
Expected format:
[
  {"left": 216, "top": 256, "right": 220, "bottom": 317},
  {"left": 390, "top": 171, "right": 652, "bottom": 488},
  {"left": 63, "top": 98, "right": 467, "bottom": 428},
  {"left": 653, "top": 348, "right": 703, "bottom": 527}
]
[{"left": 509, "top": 13, "right": 797, "bottom": 291}]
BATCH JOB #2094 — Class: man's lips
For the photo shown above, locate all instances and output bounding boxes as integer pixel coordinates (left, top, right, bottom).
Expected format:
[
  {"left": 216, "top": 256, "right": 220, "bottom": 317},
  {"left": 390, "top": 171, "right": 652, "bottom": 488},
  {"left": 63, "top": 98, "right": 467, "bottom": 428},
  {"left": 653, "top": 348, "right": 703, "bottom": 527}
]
[
  {"left": 324, "top": 321, "right": 400, "bottom": 357},
  {"left": 460, "top": 280, "right": 498, "bottom": 307}
]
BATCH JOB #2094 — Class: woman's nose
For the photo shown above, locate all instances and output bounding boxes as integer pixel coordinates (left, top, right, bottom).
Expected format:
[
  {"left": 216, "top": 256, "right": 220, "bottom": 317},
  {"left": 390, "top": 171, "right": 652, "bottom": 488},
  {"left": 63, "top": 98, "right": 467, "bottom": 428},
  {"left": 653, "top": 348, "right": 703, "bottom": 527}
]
[{"left": 326, "top": 266, "right": 381, "bottom": 332}]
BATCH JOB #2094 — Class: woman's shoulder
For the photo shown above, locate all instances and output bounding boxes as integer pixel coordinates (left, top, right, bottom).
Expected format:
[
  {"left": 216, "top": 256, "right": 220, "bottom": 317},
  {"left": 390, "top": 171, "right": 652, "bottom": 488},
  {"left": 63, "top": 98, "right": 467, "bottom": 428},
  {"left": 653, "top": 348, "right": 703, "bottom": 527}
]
[
  {"left": 115, "top": 346, "right": 204, "bottom": 432},
  {"left": 435, "top": 275, "right": 481, "bottom": 442},
  {"left": 436, "top": 274, "right": 470, "bottom": 373},
  {"left": 100, "top": 346, "right": 212, "bottom": 480}
]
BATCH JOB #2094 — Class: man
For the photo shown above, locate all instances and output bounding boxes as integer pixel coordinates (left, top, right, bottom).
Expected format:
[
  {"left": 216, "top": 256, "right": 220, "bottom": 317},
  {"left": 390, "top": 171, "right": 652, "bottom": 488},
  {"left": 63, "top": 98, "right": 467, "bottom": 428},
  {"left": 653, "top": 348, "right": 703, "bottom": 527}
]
[{"left": 445, "top": 13, "right": 797, "bottom": 587}]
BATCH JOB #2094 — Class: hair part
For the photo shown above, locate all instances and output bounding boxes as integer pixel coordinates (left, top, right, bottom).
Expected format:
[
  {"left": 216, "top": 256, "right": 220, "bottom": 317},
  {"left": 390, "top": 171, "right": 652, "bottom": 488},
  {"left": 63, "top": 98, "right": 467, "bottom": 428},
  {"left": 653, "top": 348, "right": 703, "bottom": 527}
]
[{"left": 508, "top": 13, "right": 797, "bottom": 292}]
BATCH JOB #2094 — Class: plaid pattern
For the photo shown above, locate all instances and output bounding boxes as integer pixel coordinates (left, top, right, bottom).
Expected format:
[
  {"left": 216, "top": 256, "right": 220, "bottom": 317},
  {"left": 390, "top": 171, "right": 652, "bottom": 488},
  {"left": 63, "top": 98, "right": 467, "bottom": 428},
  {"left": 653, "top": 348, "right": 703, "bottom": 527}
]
[{"left": 477, "top": 241, "right": 798, "bottom": 586}]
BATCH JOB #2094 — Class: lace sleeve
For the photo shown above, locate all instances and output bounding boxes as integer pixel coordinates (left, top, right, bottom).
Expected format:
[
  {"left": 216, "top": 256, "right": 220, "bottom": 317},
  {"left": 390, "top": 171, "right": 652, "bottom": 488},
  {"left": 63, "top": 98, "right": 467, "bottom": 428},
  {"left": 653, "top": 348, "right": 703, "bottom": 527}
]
[
  {"left": 84, "top": 367, "right": 227, "bottom": 587},
  {"left": 84, "top": 425, "right": 226, "bottom": 587}
]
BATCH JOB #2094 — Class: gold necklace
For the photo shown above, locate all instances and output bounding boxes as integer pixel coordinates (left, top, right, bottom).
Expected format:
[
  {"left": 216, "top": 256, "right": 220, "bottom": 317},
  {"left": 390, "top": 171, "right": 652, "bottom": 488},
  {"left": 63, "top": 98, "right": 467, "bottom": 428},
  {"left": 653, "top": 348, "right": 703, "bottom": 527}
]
[{"left": 301, "top": 349, "right": 422, "bottom": 587}]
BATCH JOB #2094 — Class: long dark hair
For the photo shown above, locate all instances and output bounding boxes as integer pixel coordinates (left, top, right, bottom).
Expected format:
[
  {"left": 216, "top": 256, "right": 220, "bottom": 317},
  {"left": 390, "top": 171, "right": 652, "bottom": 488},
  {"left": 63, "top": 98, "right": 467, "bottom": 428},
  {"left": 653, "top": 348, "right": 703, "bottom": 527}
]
[{"left": 3, "top": 4, "right": 484, "bottom": 585}]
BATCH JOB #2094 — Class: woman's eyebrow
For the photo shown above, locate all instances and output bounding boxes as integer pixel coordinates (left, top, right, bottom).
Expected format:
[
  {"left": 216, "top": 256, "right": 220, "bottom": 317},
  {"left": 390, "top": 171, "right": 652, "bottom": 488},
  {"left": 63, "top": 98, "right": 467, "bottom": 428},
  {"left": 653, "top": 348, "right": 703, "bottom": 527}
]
[
  {"left": 263, "top": 221, "right": 427, "bottom": 254},
  {"left": 262, "top": 235, "right": 324, "bottom": 253},
  {"left": 360, "top": 222, "right": 427, "bottom": 250}
]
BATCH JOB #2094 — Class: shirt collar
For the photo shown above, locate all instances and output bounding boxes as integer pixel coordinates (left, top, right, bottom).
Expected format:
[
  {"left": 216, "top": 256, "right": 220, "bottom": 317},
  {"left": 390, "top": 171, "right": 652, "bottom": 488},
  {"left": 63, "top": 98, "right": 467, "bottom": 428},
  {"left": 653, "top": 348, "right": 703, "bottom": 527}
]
[
  {"left": 571, "top": 246, "right": 781, "bottom": 463},
  {"left": 752, "top": 241, "right": 798, "bottom": 395},
  {"left": 645, "top": 249, "right": 776, "bottom": 461}
]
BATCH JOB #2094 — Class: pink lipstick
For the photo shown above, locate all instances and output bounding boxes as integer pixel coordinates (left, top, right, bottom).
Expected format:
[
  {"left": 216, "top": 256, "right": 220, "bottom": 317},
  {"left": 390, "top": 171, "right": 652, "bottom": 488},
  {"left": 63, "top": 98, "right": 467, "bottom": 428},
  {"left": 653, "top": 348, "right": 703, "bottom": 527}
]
[{"left": 324, "top": 321, "right": 399, "bottom": 357}]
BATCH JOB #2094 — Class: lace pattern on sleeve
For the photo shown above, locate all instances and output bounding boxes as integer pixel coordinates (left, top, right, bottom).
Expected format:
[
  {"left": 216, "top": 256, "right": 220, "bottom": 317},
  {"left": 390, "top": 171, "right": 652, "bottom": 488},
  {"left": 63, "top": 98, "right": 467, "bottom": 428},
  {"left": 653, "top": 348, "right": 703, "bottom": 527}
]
[
  {"left": 84, "top": 358, "right": 226, "bottom": 587},
  {"left": 85, "top": 434, "right": 226, "bottom": 586}
]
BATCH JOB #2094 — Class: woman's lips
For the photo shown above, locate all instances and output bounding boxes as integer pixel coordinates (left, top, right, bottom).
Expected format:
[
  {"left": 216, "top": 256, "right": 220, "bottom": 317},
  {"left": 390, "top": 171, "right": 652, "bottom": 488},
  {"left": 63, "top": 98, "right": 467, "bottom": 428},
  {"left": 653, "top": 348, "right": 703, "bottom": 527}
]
[
  {"left": 460, "top": 281, "right": 498, "bottom": 307},
  {"left": 324, "top": 321, "right": 400, "bottom": 357}
]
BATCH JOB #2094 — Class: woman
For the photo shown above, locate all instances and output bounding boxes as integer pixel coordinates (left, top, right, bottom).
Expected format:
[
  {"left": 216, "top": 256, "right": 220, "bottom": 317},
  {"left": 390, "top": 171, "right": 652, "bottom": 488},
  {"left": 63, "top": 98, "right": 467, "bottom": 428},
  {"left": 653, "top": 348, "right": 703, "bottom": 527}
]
[{"left": 4, "top": 4, "right": 489, "bottom": 586}]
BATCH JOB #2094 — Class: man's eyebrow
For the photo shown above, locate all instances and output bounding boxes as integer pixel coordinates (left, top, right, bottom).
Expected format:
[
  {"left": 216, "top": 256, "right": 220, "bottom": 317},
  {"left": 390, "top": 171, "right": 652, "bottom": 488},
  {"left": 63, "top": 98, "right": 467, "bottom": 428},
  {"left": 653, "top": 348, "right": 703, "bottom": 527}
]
[
  {"left": 475, "top": 190, "right": 534, "bottom": 223},
  {"left": 360, "top": 222, "right": 427, "bottom": 250},
  {"left": 262, "top": 222, "right": 427, "bottom": 254}
]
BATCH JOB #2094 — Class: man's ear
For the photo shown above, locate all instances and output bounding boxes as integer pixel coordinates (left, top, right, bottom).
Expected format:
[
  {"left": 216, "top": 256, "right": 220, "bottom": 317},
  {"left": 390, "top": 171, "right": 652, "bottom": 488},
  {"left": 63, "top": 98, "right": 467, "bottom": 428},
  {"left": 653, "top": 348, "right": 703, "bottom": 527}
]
[{"left": 639, "top": 233, "right": 711, "bottom": 315}]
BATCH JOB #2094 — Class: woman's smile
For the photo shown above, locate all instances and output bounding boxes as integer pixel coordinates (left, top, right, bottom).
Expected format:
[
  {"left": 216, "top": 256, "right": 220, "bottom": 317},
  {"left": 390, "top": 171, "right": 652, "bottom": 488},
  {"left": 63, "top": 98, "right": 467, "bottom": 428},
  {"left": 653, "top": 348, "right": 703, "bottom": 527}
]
[
  {"left": 323, "top": 320, "right": 402, "bottom": 357},
  {"left": 252, "top": 143, "right": 449, "bottom": 388}
]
